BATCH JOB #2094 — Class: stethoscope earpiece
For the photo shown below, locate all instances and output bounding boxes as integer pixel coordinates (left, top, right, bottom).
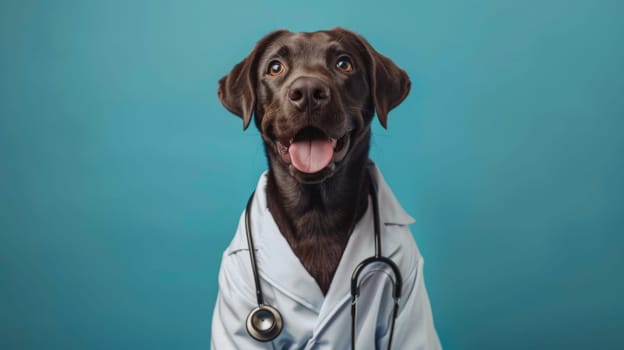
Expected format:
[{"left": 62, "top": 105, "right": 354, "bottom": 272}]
[{"left": 246, "top": 304, "right": 283, "bottom": 342}]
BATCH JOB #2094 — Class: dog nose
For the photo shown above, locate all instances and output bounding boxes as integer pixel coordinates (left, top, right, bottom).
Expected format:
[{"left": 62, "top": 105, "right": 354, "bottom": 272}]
[{"left": 287, "top": 77, "right": 330, "bottom": 112}]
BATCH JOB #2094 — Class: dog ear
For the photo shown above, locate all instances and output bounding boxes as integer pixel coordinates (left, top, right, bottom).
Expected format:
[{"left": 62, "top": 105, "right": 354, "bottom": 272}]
[
  {"left": 218, "top": 30, "right": 289, "bottom": 130},
  {"left": 332, "top": 28, "right": 411, "bottom": 128},
  {"left": 368, "top": 48, "right": 411, "bottom": 129}
]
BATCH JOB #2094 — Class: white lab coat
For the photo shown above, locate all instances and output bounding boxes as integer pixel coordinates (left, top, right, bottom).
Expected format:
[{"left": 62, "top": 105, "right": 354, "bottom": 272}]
[{"left": 211, "top": 166, "right": 442, "bottom": 349}]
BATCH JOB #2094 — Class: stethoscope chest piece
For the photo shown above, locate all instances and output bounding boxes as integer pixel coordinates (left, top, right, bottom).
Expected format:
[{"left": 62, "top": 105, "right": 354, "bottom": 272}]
[{"left": 246, "top": 304, "right": 283, "bottom": 342}]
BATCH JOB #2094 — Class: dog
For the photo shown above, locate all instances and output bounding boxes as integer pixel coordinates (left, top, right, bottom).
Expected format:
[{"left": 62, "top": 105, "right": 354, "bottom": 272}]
[{"left": 212, "top": 28, "right": 440, "bottom": 349}]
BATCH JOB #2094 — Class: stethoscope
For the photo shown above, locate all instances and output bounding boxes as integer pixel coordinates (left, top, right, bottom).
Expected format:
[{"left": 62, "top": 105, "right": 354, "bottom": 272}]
[{"left": 243, "top": 169, "right": 403, "bottom": 349}]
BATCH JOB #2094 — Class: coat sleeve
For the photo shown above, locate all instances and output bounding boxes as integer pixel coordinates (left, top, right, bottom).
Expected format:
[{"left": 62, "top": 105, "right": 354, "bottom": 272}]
[
  {"left": 370, "top": 222, "right": 442, "bottom": 350},
  {"left": 211, "top": 250, "right": 273, "bottom": 350},
  {"left": 390, "top": 255, "right": 442, "bottom": 350}
]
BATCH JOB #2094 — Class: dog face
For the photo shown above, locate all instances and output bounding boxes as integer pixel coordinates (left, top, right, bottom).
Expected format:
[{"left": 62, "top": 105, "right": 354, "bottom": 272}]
[{"left": 219, "top": 28, "right": 410, "bottom": 184}]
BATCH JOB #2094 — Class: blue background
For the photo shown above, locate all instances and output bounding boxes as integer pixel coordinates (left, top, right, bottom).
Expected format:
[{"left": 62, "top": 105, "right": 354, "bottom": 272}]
[{"left": 1, "top": 0, "right": 622, "bottom": 349}]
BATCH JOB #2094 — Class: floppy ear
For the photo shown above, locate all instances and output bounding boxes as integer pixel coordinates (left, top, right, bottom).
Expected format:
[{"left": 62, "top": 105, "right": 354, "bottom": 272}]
[
  {"left": 333, "top": 28, "right": 411, "bottom": 128},
  {"left": 218, "top": 30, "right": 288, "bottom": 130},
  {"left": 368, "top": 48, "right": 411, "bottom": 129}
]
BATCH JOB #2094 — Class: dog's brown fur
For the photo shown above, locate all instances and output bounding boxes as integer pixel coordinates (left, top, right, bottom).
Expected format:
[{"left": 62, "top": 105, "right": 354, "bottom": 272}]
[{"left": 218, "top": 28, "right": 410, "bottom": 294}]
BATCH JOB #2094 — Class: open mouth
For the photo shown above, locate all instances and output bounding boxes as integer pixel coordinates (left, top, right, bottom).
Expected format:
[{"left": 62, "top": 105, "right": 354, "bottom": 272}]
[{"left": 275, "top": 126, "right": 351, "bottom": 175}]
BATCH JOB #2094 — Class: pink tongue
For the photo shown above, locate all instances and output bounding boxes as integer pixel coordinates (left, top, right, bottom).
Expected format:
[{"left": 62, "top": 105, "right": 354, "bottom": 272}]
[{"left": 289, "top": 139, "right": 334, "bottom": 173}]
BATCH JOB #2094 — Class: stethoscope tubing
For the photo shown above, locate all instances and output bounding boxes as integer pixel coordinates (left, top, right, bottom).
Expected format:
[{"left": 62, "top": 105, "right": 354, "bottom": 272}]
[
  {"left": 244, "top": 191, "right": 264, "bottom": 306},
  {"left": 244, "top": 168, "right": 402, "bottom": 349},
  {"left": 349, "top": 176, "right": 402, "bottom": 350}
]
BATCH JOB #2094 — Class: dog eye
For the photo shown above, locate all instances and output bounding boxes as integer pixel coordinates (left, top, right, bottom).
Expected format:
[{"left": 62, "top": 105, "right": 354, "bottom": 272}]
[
  {"left": 336, "top": 57, "right": 354, "bottom": 73},
  {"left": 267, "top": 60, "right": 285, "bottom": 76}
]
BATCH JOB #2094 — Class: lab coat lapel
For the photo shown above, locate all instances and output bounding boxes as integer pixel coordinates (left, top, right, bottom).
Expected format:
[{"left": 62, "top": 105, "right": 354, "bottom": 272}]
[
  {"left": 313, "top": 198, "right": 377, "bottom": 332},
  {"left": 250, "top": 175, "right": 326, "bottom": 313},
  {"left": 310, "top": 165, "right": 415, "bottom": 333}
]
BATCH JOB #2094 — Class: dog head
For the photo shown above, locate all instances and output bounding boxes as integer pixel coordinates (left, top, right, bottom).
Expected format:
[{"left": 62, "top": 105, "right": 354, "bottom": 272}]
[{"left": 218, "top": 28, "right": 410, "bottom": 184}]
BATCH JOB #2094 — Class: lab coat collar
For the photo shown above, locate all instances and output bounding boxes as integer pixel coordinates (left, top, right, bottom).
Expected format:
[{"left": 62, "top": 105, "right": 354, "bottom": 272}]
[
  {"left": 368, "top": 164, "right": 416, "bottom": 226},
  {"left": 243, "top": 164, "right": 415, "bottom": 328}
]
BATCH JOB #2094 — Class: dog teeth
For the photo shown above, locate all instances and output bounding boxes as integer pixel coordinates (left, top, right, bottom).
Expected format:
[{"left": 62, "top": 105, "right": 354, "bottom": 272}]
[
  {"left": 277, "top": 141, "right": 289, "bottom": 154},
  {"left": 330, "top": 138, "right": 337, "bottom": 148}
]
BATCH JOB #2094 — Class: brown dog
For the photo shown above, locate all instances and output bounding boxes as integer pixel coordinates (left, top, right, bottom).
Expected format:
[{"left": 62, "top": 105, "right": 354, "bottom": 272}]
[
  {"left": 213, "top": 28, "right": 440, "bottom": 349},
  {"left": 219, "top": 28, "right": 409, "bottom": 294}
]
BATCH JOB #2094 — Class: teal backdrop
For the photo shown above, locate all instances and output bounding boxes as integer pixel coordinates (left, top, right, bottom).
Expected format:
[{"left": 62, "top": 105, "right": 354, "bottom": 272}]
[{"left": 1, "top": 0, "right": 622, "bottom": 349}]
